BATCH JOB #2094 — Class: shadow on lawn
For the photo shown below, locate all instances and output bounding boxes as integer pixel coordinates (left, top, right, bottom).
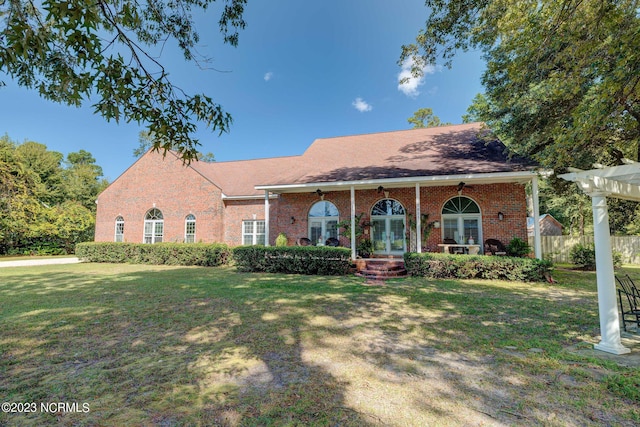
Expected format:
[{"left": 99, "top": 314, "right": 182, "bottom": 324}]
[
  {"left": 0, "top": 265, "right": 628, "bottom": 426},
  {"left": 1, "top": 267, "right": 376, "bottom": 425}
]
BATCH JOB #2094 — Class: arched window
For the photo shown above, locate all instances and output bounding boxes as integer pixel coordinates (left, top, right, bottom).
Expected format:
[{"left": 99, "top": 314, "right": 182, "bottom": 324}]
[
  {"left": 441, "top": 196, "right": 481, "bottom": 244},
  {"left": 114, "top": 216, "right": 124, "bottom": 242},
  {"left": 144, "top": 208, "right": 164, "bottom": 244},
  {"left": 370, "top": 199, "right": 406, "bottom": 254},
  {"left": 185, "top": 214, "right": 196, "bottom": 243},
  {"left": 308, "top": 201, "right": 339, "bottom": 245},
  {"left": 371, "top": 199, "right": 406, "bottom": 216}
]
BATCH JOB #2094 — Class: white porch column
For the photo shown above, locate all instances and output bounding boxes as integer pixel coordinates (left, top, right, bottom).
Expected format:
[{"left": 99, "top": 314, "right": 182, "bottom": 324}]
[
  {"left": 350, "top": 186, "right": 356, "bottom": 259},
  {"left": 264, "top": 191, "right": 270, "bottom": 247},
  {"left": 415, "top": 183, "right": 422, "bottom": 253},
  {"left": 531, "top": 176, "right": 542, "bottom": 259},
  {"left": 590, "top": 192, "right": 630, "bottom": 354}
]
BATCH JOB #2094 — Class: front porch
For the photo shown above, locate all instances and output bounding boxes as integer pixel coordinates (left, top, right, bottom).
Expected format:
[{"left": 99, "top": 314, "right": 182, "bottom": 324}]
[{"left": 257, "top": 173, "right": 544, "bottom": 261}]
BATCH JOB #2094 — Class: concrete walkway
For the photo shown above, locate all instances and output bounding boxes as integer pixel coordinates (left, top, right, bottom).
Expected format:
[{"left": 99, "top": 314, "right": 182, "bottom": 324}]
[
  {"left": 565, "top": 331, "right": 640, "bottom": 367},
  {"left": 0, "top": 257, "right": 81, "bottom": 268}
]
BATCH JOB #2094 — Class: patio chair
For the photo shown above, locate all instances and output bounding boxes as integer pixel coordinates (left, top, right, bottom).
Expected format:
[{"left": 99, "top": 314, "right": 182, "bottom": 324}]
[
  {"left": 615, "top": 274, "right": 640, "bottom": 332},
  {"left": 325, "top": 237, "right": 340, "bottom": 247},
  {"left": 484, "top": 238, "right": 507, "bottom": 256},
  {"left": 296, "top": 237, "right": 312, "bottom": 246},
  {"left": 443, "top": 238, "right": 464, "bottom": 254}
]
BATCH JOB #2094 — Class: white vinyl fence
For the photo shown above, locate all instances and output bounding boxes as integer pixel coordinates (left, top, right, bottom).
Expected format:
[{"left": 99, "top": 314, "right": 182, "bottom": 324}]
[{"left": 528, "top": 235, "right": 640, "bottom": 265}]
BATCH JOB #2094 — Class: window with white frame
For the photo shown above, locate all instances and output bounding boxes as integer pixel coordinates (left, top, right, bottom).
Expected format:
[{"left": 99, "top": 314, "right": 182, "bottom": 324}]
[
  {"left": 144, "top": 208, "right": 164, "bottom": 243},
  {"left": 308, "top": 201, "right": 339, "bottom": 245},
  {"left": 185, "top": 214, "right": 196, "bottom": 243},
  {"left": 242, "top": 220, "right": 265, "bottom": 245},
  {"left": 114, "top": 216, "right": 124, "bottom": 242},
  {"left": 441, "top": 196, "right": 481, "bottom": 244}
]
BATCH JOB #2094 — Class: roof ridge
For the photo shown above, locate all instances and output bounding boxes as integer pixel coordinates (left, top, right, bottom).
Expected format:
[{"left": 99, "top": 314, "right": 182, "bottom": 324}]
[
  {"left": 309, "top": 122, "right": 483, "bottom": 142},
  {"left": 211, "top": 154, "right": 302, "bottom": 164}
]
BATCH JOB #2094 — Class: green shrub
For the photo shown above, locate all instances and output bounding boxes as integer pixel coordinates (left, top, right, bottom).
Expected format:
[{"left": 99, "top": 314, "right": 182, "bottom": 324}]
[
  {"left": 506, "top": 237, "right": 531, "bottom": 257},
  {"left": 232, "top": 246, "right": 352, "bottom": 275},
  {"left": 570, "top": 243, "right": 596, "bottom": 270},
  {"left": 75, "top": 242, "right": 230, "bottom": 266},
  {"left": 569, "top": 243, "right": 622, "bottom": 270},
  {"left": 275, "top": 233, "right": 288, "bottom": 247},
  {"left": 403, "top": 252, "right": 552, "bottom": 282}
]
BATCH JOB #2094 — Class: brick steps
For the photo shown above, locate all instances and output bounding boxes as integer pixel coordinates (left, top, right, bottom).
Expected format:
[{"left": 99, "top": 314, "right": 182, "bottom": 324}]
[{"left": 354, "top": 258, "right": 407, "bottom": 280}]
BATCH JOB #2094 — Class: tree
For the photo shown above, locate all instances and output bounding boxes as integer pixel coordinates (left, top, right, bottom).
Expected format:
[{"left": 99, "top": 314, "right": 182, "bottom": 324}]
[
  {"left": 62, "top": 150, "right": 109, "bottom": 210},
  {"left": 134, "top": 130, "right": 215, "bottom": 161},
  {"left": 0, "top": 0, "right": 248, "bottom": 163},
  {"left": 0, "top": 135, "right": 108, "bottom": 253},
  {"left": 407, "top": 108, "right": 451, "bottom": 129},
  {"left": 14, "top": 141, "right": 64, "bottom": 205},
  {"left": 402, "top": 0, "right": 640, "bottom": 170}
]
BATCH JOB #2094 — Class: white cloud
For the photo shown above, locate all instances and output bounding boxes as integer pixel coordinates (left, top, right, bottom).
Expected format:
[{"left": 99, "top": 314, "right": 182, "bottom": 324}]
[
  {"left": 264, "top": 72, "right": 273, "bottom": 81},
  {"left": 352, "top": 97, "right": 373, "bottom": 112},
  {"left": 397, "top": 58, "right": 438, "bottom": 97}
]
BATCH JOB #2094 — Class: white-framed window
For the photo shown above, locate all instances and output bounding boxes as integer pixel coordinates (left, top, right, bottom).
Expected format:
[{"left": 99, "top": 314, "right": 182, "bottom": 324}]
[
  {"left": 114, "top": 216, "right": 124, "bottom": 242},
  {"left": 370, "top": 199, "right": 406, "bottom": 254},
  {"left": 144, "top": 208, "right": 164, "bottom": 244},
  {"left": 441, "top": 196, "right": 482, "bottom": 245},
  {"left": 308, "top": 201, "right": 339, "bottom": 245},
  {"left": 242, "top": 220, "right": 265, "bottom": 245},
  {"left": 185, "top": 214, "right": 196, "bottom": 243}
]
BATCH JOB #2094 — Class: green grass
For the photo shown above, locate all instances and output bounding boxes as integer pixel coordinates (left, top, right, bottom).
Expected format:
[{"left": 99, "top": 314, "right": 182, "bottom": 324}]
[{"left": 1, "top": 263, "right": 639, "bottom": 426}]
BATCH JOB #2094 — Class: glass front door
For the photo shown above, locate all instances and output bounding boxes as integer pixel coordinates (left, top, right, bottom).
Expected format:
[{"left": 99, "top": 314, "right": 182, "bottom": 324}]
[
  {"left": 372, "top": 217, "right": 406, "bottom": 254},
  {"left": 310, "top": 219, "right": 338, "bottom": 245}
]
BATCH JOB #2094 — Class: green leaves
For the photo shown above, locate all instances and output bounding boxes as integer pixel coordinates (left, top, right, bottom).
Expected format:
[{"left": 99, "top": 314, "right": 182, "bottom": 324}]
[
  {"left": 1, "top": 0, "right": 248, "bottom": 163},
  {"left": 407, "top": 107, "right": 451, "bottom": 128},
  {"left": 408, "top": 0, "right": 640, "bottom": 169},
  {"left": 0, "top": 135, "right": 105, "bottom": 254}
]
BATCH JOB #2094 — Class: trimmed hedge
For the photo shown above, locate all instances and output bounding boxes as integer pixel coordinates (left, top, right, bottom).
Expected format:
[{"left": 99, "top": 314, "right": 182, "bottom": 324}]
[
  {"left": 404, "top": 252, "right": 553, "bottom": 282},
  {"left": 75, "top": 242, "right": 230, "bottom": 266},
  {"left": 232, "top": 246, "right": 352, "bottom": 275}
]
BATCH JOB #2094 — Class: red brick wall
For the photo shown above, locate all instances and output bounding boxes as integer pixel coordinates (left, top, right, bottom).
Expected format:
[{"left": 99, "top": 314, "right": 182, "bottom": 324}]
[
  {"left": 95, "top": 151, "right": 225, "bottom": 243},
  {"left": 222, "top": 199, "right": 271, "bottom": 245},
  {"left": 96, "top": 151, "right": 528, "bottom": 251},
  {"left": 273, "top": 183, "right": 527, "bottom": 252},
  {"left": 418, "top": 183, "right": 528, "bottom": 252}
]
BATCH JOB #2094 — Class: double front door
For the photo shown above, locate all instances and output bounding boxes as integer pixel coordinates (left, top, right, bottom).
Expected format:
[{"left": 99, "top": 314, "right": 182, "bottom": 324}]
[{"left": 371, "top": 216, "right": 406, "bottom": 255}]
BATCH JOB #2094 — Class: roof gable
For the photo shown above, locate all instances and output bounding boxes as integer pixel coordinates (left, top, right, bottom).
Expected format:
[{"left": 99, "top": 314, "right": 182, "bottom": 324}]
[
  {"left": 113, "top": 123, "right": 537, "bottom": 198},
  {"left": 97, "top": 149, "right": 221, "bottom": 200}
]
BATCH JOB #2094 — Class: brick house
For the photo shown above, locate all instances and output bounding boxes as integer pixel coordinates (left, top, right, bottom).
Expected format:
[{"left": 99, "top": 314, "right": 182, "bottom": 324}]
[{"left": 95, "top": 123, "right": 544, "bottom": 258}]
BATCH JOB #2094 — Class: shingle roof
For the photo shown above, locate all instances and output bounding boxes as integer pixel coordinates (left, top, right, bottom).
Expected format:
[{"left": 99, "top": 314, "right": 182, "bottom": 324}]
[
  {"left": 191, "top": 156, "right": 302, "bottom": 197},
  {"left": 190, "top": 123, "right": 536, "bottom": 197}
]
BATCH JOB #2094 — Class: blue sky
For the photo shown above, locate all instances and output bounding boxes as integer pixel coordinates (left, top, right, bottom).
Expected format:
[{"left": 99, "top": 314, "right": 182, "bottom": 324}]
[{"left": 0, "top": 0, "right": 485, "bottom": 181}]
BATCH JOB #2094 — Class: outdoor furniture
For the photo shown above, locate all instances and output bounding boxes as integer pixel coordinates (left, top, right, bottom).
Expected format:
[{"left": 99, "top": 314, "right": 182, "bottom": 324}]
[
  {"left": 296, "top": 237, "right": 312, "bottom": 246},
  {"left": 325, "top": 237, "right": 340, "bottom": 247},
  {"left": 615, "top": 274, "right": 640, "bottom": 332},
  {"left": 484, "top": 239, "right": 507, "bottom": 256},
  {"left": 438, "top": 243, "right": 480, "bottom": 255},
  {"left": 442, "top": 238, "right": 465, "bottom": 254}
]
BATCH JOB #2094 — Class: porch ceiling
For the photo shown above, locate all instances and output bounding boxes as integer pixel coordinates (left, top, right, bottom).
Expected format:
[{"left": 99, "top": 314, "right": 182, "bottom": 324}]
[{"left": 255, "top": 170, "right": 544, "bottom": 194}]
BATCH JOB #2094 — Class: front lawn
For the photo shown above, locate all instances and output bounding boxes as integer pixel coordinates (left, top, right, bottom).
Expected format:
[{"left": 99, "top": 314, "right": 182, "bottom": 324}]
[{"left": 1, "top": 263, "right": 639, "bottom": 426}]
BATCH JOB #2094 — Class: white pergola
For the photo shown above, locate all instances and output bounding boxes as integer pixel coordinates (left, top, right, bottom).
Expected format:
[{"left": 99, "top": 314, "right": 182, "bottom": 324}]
[{"left": 559, "top": 161, "right": 640, "bottom": 355}]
